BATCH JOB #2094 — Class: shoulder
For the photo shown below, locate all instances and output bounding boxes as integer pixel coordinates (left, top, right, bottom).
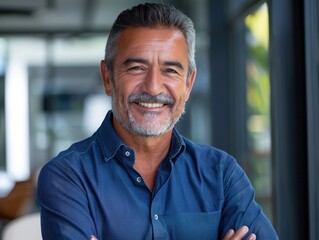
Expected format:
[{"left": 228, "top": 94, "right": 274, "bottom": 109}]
[
  {"left": 182, "top": 136, "right": 237, "bottom": 168},
  {"left": 178, "top": 136, "right": 241, "bottom": 184},
  {"left": 38, "top": 134, "right": 101, "bottom": 184},
  {"left": 56, "top": 133, "right": 100, "bottom": 162}
]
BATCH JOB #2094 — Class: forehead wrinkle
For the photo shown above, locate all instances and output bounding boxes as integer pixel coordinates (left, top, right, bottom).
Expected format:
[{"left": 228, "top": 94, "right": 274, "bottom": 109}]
[{"left": 122, "top": 57, "right": 185, "bottom": 72}]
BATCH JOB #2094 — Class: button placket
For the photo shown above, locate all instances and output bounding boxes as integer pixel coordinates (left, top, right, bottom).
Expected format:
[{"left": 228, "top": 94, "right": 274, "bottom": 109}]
[
  {"left": 136, "top": 177, "right": 142, "bottom": 183},
  {"left": 125, "top": 151, "right": 130, "bottom": 157}
]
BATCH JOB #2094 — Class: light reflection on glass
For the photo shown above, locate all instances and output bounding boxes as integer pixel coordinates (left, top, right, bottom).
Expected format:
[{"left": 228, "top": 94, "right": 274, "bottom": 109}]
[
  {"left": 245, "top": 3, "right": 273, "bottom": 221},
  {"left": 0, "top": 35, "right": 107, "bottom": 180}
]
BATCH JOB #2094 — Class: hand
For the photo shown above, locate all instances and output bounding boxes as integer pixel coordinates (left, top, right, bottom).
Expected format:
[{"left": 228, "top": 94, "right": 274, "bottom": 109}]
[
  {"left": 90, "top": 235, "right": 98, "bottom": 240},
  {"left": 223, "top": 226, "right": 256, "bottom": 240}
]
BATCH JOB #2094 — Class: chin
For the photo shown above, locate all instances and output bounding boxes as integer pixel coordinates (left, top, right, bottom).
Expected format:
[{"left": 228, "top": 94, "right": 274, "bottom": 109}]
[{"left": 129, "top": 119, "right": 173, "bottom": 137}]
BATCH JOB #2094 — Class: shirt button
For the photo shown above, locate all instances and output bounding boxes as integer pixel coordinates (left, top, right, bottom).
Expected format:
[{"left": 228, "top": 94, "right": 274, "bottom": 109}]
[
  {"left": 136, "top": 177, "right": 142, "bottom": 183},
  {"left": 154, "top": 214, "right": 159, "bottom": 220},
  {"left": 125, "top": 151, "right": 130, "bottom": 157}
]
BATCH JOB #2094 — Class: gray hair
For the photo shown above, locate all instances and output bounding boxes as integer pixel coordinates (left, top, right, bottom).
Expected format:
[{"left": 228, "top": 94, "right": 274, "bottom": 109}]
[{"left": 104, "top": 3, "right": 196, "bottom": 78}]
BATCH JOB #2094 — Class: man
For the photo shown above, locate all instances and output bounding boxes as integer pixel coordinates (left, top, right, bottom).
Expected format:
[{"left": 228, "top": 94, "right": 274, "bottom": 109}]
[{"left": 37, "top": 3, "right": 278, "bottom": 240}]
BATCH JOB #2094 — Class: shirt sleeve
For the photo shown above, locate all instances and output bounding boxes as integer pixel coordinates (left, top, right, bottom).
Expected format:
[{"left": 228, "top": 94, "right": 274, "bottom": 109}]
[
  {"left": 219, "top": 155, "right": 279, "bottom": 239},
  {"left": 37, "top": 159, "right": 97, "bottom": 240}
]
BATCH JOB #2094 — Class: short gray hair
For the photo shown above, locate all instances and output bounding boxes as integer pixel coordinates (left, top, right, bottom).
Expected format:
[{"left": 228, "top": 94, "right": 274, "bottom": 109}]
[{"left": 104, "top": 3, "right": 196, "bottom": 78}]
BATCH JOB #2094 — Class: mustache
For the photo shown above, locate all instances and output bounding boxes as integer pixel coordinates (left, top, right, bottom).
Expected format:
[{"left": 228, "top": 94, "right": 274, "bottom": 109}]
[{"left": 128, "top": 93, "right": 175, "bottom": 105}]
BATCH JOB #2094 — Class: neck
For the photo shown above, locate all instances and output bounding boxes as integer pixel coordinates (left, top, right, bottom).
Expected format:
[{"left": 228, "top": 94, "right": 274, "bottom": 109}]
[{"left": 113, "top": 117, "right": 172, "bottom": 190}]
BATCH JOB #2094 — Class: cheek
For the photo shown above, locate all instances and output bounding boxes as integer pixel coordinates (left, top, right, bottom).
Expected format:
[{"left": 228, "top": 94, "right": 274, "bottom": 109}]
[
  {"left": 169, "top": 86, "right": 188, "bottom": 111},
  {"left": 113, "top": 81, "right": 135, "bottom": 106},
  {"left": 171, "top": 83, "right": 189, "bottom": 102},
  {"left": 165, "top": 79, "right": 185, "bottom": 92},
  {"left": 116, "top": 74, "right": 139, "bottom": 92}
]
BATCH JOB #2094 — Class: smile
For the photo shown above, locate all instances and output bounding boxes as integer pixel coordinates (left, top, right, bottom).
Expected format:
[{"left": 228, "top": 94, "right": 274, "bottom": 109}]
[{"left": 138, "top": 102, "right": 164, "bottom": 108}]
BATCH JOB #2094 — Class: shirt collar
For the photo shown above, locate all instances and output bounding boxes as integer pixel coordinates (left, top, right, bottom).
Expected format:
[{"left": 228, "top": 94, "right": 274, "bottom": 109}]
[
  {"left": 97, "top": 110, "right": 125, "bottom": 162},
  {"left": 97, "top": 110, "right": 186, "bottom": 163},
  {"left": 169, "top": 128, "right": 186, "bottom": 163}
]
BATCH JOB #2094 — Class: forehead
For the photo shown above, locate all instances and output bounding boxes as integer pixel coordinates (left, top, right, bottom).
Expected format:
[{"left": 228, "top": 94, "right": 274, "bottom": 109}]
[{"left": 116, "top": 27, "right": 188, "bottom": 59}]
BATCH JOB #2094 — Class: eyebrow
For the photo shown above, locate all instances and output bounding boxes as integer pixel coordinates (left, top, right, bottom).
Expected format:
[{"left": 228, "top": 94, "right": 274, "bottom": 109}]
[
  {"left": 122, "top": 58, "right": 185, "bottom": 70},
  {"left": 163, "top": 61, "right": 185, "bottom": 71},
  {"left": 122, "top": 58, "right": 148, "bottom": 66}
]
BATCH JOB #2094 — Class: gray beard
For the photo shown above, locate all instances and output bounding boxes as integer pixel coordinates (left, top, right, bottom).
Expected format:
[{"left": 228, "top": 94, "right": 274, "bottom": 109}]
[{"left": 111, "top": 96, "right": 185, "bottom": 137}]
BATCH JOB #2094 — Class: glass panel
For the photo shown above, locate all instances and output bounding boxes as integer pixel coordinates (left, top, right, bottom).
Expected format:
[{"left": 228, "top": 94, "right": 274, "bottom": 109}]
[
  {"left": 0, "top": 35, "right": 111, "bottom": 180},
  {"left": 244, "top": 4, "right": 273, "bottom": 221},
  {"left": 0, "top": 39, "right": 6, "bottom": 172}
]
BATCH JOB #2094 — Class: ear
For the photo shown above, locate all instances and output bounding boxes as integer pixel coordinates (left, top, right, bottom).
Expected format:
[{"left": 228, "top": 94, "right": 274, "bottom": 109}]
[
  {"left": 184, "top": 69, "right": 196, "bottom": 101},
  {"left": 100, "top": 60, "right": 113, "bottom": 96}
]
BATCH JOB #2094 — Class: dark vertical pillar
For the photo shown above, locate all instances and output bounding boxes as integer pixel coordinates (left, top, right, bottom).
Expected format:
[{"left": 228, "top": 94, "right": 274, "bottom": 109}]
[
  {"left": 305, "top": 0, "right": 319, "bottom": 239},
  {"left": 209, "top": 0, "right": 233, "bottom": 153},
  {"left": 269, "top": 0, "right": 309, "bottom": 239}
]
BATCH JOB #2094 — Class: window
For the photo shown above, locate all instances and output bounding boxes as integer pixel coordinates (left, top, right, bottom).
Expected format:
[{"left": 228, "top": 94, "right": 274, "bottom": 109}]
[
  {"left": 244, "top": 3, "right": 272, "bottom": 221},
  {"left": 0, "top": 35, "right": 110, "bottom": 180},
  {"left": 0, "top": 39, "right": 6, "bottom": 172},
  {"left": 209, "top": 0, "right": 276, "bottom": 230}
]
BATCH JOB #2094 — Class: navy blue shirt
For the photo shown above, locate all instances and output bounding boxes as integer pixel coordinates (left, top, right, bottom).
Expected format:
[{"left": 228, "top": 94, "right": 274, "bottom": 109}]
[{"left": 37, "top": 111, "right": 278, "bottom": 240}]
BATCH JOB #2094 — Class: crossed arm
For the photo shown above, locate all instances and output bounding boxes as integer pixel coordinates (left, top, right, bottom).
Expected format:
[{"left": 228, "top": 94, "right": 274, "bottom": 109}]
[
  {"left": 223, "top": 227, "right": 256, "bottom": 240},
  {"left": 90, "top": 227, "right": 257, "bottom": 240},
  {"left": 38, "top": 153, "right": 276, "bottom": 239}
]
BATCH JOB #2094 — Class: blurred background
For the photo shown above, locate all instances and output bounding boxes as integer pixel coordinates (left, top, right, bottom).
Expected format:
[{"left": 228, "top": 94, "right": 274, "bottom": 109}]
[{"left": 0, "top": 0, "right": 318, "bottom": 239}]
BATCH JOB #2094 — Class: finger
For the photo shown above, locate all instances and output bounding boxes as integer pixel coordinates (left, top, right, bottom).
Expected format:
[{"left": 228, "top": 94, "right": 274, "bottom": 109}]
[
  {"left": 232, "top": 226, "right": 249, "bottom": 239},
  {"left": 247, "top": 233, "right": 256, "bottom": 240},
  {"left": 223, "top": 229, "right": 235, "bottom": 240},
  {"left": 90, "top": 235, "right": 98, "bottom": 240}
]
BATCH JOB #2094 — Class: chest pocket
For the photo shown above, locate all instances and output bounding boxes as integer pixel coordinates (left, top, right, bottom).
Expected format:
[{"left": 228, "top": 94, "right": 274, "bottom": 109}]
[{"left": 162, "top": 211, "right": 221, "bottom": 240}]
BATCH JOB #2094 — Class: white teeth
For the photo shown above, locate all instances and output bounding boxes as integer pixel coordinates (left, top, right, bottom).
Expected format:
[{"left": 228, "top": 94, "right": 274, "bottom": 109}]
[{"left": 139, "top": 102, "right": 164, "bottom": 108}]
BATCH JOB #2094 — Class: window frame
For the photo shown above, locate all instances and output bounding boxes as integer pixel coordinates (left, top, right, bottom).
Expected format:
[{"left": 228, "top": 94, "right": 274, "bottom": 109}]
[
  {"left": 305, "top": 0, "right": 319, "bottom": 238},
  {"left": 209, "top": 0, "right": 315, "bottom": 238}
]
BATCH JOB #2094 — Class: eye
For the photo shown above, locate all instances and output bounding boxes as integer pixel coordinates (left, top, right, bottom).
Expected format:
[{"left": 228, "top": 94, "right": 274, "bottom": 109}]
[
  {"left": 128, "top": 66, "right": 145, "bottom": 72},
  {"left": 164, "top": 68, "right": 179, "bottom": 74}
]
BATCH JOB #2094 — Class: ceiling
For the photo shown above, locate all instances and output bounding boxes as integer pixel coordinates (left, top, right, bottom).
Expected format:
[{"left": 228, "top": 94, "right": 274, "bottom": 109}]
[
  {"left": 0, "top": 0, "right": 208, "bottom": 95},
  {"left": 0, "top": 0, "right": 203, "bottom": 94},
  {"left": 0, "top": 0, "right": 175, "bottom": 34}
]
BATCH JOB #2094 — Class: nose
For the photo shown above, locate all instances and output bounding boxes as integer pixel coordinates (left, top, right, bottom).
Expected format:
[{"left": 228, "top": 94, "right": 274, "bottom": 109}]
[{"left": 143, "top": 67, "right": 164, "bottom": 96}]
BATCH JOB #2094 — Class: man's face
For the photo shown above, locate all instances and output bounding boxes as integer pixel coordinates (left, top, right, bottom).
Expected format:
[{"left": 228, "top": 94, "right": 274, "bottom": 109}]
[{"left": 102, "top": 27, "right": 196, "bottom": 137}]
